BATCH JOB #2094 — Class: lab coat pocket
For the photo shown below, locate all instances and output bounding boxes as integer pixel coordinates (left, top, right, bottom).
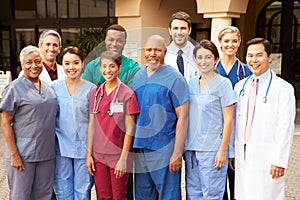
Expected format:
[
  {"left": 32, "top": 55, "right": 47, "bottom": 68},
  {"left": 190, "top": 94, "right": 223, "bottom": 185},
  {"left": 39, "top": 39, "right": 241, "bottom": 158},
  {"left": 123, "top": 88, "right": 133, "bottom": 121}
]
[
  {"left": 236, "top": 98, "right": 246, "bottom": 117},
  {"left": 16, "top": 137, "right": 36, "bottom": 157}
]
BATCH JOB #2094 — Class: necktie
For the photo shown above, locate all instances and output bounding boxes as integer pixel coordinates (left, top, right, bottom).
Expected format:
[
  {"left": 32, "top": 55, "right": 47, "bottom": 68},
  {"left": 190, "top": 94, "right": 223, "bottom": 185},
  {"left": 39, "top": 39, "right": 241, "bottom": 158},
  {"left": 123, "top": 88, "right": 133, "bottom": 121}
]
[
  {"left": 177, "top": 49, "right": 184, "bottom": 76},
  {"left": 244, "top": 78, "right": 259, "bottom": 143}
]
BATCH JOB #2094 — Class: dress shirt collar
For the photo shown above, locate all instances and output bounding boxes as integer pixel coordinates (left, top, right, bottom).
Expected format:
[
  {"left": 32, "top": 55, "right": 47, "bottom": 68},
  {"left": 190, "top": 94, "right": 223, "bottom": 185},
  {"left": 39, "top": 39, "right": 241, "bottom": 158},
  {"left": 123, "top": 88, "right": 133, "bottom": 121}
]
[{"left": 251, "top": 69, "right": 271, "bottom": 84}]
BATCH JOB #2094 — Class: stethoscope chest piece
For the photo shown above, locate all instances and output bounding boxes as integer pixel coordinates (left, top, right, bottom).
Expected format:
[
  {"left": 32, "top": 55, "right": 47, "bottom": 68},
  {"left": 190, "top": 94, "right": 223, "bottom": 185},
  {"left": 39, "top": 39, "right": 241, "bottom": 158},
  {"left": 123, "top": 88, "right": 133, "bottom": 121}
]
[
  {"left": 263, "top": 96, "right": 267, "bottom": 103},
  {"left": 107, "top": 109, "right": 114, "bottom": 116},
  {"left": 239, "top": 70, "right": 272, "bottom": 104}
]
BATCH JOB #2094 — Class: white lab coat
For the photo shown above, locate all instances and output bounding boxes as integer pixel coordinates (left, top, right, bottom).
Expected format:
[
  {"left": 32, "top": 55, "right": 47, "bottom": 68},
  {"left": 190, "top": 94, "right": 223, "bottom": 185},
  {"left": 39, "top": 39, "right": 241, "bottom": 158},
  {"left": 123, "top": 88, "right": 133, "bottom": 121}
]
[
  {"left": 234, "top": 70, "right": 295, "bottom": 200},
  {"left": 165, "top": 41, "right": 200, "bottom": 82},
  {"left": 19, "top": 64, "right": 66, "bottom": 85}
]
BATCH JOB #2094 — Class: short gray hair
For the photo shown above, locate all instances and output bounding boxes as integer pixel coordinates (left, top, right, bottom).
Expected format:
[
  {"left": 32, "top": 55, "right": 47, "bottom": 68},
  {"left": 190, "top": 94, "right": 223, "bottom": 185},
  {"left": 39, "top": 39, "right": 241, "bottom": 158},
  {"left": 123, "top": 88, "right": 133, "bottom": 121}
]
[
  {"left": 19, "top": 45, "right": 42, "bottom": 63},
  {"left": 38, "top": 30, "right": 62, "bottom": 46}
]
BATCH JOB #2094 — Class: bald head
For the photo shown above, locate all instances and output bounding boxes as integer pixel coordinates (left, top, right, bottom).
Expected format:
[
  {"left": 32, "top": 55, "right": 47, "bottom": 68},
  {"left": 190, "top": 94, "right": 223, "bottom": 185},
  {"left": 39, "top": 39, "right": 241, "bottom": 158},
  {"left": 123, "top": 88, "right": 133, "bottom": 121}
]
[
  {"left": 144, "top": 35, "right": 167, "bottom": 50},
  {"left": 144, "top": 35, "right": 167, "bottom": 69}
]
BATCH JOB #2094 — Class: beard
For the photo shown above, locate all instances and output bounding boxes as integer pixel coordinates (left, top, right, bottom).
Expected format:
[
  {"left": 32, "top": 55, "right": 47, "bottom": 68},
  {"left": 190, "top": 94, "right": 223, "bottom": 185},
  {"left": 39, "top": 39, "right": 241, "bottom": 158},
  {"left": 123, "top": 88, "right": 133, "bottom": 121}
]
[
  {"left": 146, "top": 58, "right": 162, "bottom": 71},
  {"left": 147, "top": 62, "right": 161, "bottom": 71}
]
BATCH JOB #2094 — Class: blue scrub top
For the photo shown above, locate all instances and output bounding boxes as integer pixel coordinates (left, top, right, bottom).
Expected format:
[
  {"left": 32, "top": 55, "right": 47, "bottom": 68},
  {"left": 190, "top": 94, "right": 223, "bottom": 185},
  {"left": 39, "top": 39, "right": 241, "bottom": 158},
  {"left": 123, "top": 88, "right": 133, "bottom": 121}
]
[
  {"left": 185, "top": 74, "right": 237, "bottom": 151},
  {"left": 52, "top": 79, "right": 96, "bottom": 158},
  {"left": 132, "top": 65, "right": 189, "bottom": 151},
  {"left": 216, "top": 60, "right": 252, "bottom": 87}
]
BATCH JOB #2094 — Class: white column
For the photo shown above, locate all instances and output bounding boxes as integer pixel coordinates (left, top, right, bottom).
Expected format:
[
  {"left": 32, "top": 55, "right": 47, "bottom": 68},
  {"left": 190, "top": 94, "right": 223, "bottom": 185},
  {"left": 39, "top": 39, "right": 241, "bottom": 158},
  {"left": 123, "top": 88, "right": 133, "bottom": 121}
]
[
  {"left": 211, "top": 17, "right": 231, "bottom": 57},
  {"left": 211, "top": 17, "right": 232, "bottom": 56},
  {"left": 204, "top": 13, "right": 240, "bottom": 57}
]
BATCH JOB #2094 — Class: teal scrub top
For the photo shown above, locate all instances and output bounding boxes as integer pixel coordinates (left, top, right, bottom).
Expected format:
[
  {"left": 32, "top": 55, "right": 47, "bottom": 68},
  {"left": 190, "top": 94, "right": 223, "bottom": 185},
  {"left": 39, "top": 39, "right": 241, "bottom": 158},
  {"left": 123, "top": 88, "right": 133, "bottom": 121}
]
[{"left": 82, "top": 55, "right": 140, "bottom": 87}]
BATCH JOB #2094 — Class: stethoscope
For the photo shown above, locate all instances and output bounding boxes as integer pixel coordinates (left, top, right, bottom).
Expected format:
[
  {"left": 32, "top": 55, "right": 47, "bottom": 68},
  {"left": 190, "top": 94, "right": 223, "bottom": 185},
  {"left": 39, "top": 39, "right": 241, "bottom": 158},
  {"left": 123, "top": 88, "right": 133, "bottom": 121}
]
[
  {"left": 239, "top": 70, "right": 272, "bottom": 103},
  {"left": 215, "top": 58, "right": 246, "bottom": 81},
  {"left": 91, "top": 80, "right": 121, "bottom": 115}
]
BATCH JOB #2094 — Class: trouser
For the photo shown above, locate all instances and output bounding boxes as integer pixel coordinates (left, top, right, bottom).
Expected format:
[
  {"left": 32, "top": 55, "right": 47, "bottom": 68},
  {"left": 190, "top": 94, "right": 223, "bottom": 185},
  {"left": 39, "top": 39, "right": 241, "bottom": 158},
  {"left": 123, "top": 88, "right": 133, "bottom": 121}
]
[
  {"left": 53, "top": 155, "right": 93, "bottom": 200},
  {"left": 134, "top": 148, "right": 182, "bottom": 200},
  {"left": 7, "top": 159, "right": 55, "bottom": 200},
  {"left": 127, "top": 173, "right": 134, "bottom": 200},
  {"left": 185, "top": 151, "right": 228, "bottom": 200},
  {"left": 94, "top": 156, "right": 129, "bottom": 200}
]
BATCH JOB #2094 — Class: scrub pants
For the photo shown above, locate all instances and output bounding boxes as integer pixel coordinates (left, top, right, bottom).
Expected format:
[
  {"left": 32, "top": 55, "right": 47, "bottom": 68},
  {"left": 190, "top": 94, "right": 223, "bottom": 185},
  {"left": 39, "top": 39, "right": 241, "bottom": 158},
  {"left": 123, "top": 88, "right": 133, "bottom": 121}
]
[
  {"left": 185, "top": 151, "right": 228, "bottom": 200},
  {"left": 7, "top": 159, "right": 55, "bottom": 200},
  {"left": 54, "top": 155, "right": 93, "bottom": 200},
  {"left": 134, "top": 148, "right": 182, "bottom": 200},
  {"left": 93, "top": 155, "right": 129, "bottom": 200}
]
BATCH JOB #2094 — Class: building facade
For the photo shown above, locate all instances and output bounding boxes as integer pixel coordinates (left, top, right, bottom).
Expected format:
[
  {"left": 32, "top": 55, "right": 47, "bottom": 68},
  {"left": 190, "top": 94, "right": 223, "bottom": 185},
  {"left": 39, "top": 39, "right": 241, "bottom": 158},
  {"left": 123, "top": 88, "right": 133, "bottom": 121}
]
[
  {"left": 0, "top": 0, "right": 299, "bottom": 96},
  {"left": 0, "top": 0, "right": 116, "bottom": 78}
]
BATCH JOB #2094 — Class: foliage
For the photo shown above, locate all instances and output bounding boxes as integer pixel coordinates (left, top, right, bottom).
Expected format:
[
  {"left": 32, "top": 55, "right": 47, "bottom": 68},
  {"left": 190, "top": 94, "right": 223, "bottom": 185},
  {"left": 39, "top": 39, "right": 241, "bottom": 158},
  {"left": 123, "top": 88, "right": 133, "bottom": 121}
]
[{"left": 71, "top": 28, "right": 107, "bottom": 58}]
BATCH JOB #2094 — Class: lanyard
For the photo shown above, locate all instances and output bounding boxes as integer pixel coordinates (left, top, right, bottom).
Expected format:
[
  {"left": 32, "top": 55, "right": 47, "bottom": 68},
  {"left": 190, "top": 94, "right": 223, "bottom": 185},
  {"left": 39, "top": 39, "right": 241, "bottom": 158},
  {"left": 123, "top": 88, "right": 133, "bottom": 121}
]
[
  {"left": 215, "top": 58, "right": 246, "bottom": 80},
  {"left": 92, "top": 79, "right": 121, "bottom": 114}
]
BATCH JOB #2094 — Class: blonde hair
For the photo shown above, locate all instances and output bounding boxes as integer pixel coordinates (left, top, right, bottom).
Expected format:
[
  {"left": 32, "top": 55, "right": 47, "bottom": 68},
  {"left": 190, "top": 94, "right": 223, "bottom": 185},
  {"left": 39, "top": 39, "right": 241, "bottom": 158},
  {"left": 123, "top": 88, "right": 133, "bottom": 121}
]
[{"left": 218, "top": 26, "right": 241, "bottom": 42}]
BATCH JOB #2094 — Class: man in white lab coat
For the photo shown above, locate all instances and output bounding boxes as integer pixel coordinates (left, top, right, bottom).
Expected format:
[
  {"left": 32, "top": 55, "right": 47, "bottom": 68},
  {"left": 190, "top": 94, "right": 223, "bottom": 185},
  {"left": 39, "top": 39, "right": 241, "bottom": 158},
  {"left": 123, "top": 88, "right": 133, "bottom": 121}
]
[
  {"left": 164, "top": 11, "right": 199, "bottom": 82},
  {"left": 234, "top": 38, "right": 295, "bottom": 200},
  {"left": 19, "top": 30, "right": 65, "bottom": 84}
]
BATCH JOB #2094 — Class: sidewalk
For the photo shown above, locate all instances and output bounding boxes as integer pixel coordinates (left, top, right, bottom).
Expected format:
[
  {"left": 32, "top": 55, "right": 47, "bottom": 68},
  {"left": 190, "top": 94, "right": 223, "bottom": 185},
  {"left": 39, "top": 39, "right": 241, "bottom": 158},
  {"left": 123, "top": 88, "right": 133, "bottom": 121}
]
[{"left": 0, "top": 128, "right": 300, "bottom": 199}]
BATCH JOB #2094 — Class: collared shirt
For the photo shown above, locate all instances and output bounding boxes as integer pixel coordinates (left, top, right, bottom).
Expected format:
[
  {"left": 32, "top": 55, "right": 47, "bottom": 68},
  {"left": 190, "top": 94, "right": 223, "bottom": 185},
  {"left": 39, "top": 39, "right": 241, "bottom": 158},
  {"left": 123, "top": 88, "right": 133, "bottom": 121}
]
[
  {"left": 240, "top": 69, "right": 271, "bottom": 98},
  {"left": 43, "top": 62, "right": 58, "bottom": 81},
  {"left": 251, "top": 69, "right": 271, "bottom": 92},
  {"left": 0, "top": 77, "right": 58, "bottom": 162},
  {"left": 165, "top": 41, "right": 200, "bottom": 82},
  {"left": 52, "top": 79, "right": 96, "bottom": 158}
]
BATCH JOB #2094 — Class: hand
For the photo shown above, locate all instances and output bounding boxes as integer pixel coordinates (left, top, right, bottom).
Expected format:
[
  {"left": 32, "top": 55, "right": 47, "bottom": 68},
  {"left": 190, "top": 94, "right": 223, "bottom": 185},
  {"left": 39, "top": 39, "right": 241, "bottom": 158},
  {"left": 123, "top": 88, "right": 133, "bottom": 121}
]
[
  {"left": 11, "top": 153, "right": 24, "bottom": 171},
  {"left": 86, "top": 151, "right": 95, "bottom": 176},
  {"left": 114, "top": 157, "right": 127, "bottom": 179},
  {"left": 169, "top": 153, "right": 182, "bottom": 172},
  {"left": 229, "top": 158, "right": 235, "bottom": 171},
  {"left": 214, "top": 150, "right": 226, "bottom": 168},
  {"left": 270, "top": 165, "right": 285, "bottom": 179}
]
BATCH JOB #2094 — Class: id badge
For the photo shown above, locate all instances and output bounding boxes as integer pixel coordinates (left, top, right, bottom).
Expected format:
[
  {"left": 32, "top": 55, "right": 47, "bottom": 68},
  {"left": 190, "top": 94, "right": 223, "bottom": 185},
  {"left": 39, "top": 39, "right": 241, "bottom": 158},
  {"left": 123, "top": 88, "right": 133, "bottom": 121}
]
[{"left": 110, "top": 102, "right": 124, "bottom": 113}]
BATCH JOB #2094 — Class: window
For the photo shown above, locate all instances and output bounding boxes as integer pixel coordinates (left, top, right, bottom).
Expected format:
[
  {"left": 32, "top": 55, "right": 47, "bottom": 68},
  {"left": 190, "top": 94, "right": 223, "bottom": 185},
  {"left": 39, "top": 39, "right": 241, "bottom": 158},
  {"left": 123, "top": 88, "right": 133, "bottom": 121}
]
[
  {"left": 14, "top": 0, "right": 36, "bottom": 19},
  {"left": 80, "top": 0, "right": 109, "bottom": 17},
  {"left": 47, "top": 0, "right": 57, "bottom": 18},
  {"left": 37, "top": 0, "right": 46, "bottom": 18},
  {"left": 58, "top": 0, "right": 68, "bottom": 18},
  {"left": 69, "top": 0, "right": 79, "bottom": 18},
  {"left": 257, "top": 0, "right": 300, "bottom": 52},
  {"left": 1, "top": 30, "right": 11, "bottom": 70},
  {"left": 61, "top": 28, "right": 80, "bottom": 47}
]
